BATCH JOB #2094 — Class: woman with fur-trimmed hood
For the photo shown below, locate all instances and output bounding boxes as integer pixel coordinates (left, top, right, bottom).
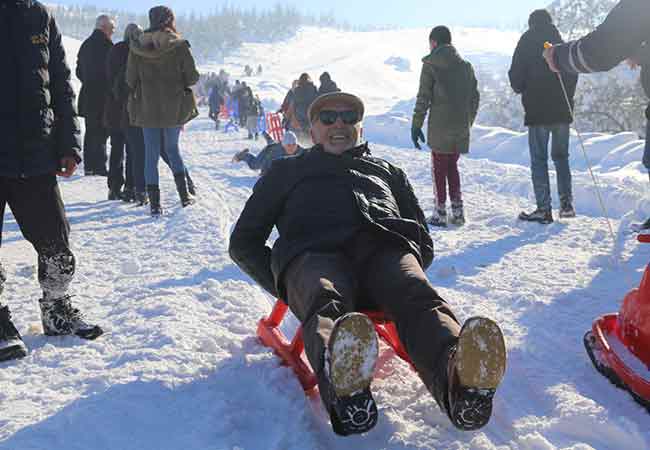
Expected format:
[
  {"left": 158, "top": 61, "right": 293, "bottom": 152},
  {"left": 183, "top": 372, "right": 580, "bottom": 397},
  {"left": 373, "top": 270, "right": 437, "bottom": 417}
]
[{"left": 126, "top": 6, "right": 200, "bottom": 216}]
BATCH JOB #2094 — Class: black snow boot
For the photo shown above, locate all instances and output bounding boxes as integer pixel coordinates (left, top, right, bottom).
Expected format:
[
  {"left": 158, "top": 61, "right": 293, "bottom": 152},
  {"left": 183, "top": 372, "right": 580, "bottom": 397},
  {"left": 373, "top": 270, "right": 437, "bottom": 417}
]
[
  {"left": 446, "top": 317, "right": 506, "bottom": 431},
  {"left": 134, "top": 191, "right": 149, "bottom": 207},
  {"left": 39, "top": 295, "right": 103, "bottom": 340},
  {"left": 427, "top": 207, "right": 447, "bottom": 227},
  {"left": 518, "top": 208, "right": 553, "bottom": 224},
  {"left": 325, "top": 313, "right": 379, "bottom": 436},
  {"left": 120, "top": 188, "right": 136, "bottom": 203},
  {"left": 0, "top": 305, "right": 28, "bottom": 362},
  {"left": 559, "top": 200, "right": 576, "bottom": 218},
  {"left": 174, "top": 173, "right": 195, "bottom": 207},
  {"left": 108, "top": 188, "right": 122, "bottom": 201},
  {"left": 147, "top": 185, "right": 162, "bottom": 216}
]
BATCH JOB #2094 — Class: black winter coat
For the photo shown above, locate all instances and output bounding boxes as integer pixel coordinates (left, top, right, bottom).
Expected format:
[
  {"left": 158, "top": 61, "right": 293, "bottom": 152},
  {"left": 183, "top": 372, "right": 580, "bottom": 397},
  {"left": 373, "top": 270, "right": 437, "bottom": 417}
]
[
  {"left": 318, "top": 79, "right": 340, "bottom": 96},
  {"left": 76, "top": 29, "right": 112, "bottom": 121},
  {"left": 509, "top": 24, "right": 578, "bottom": 126},
  {"left": 292, "top": 82, "right": 318, "bottom": 130},
  {"left": 0, "top": 0, "right": 81, "bottom": 178},
  {"left": 104, "top": 41, "right": 129, "bottom": 130},
  {"left": 554, "top": 0, "right": 649, "bottom": 75},
  {"left": 229, "top": 144, "right": 433, "bottom": 298}
]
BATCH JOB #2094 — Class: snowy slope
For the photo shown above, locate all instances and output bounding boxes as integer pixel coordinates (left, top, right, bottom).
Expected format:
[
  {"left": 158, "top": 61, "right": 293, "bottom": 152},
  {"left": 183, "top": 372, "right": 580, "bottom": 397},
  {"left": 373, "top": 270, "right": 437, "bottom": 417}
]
[{"left": 2, "top": 29, "right": 650, "bottom": 450}]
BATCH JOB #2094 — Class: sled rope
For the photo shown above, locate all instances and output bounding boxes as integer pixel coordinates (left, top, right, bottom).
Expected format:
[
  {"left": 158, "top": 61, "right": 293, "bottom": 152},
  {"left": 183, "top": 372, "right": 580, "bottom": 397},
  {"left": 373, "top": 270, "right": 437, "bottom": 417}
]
[{"left": 545, "top": 42, "right": 617, "bottom": 249}]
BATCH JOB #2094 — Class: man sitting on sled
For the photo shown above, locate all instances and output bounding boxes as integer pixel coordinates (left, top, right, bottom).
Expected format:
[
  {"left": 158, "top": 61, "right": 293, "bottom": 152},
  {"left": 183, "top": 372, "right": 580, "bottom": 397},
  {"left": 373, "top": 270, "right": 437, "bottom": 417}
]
[{"left": 229, "top": 91, "right": 507, "bottom": 436}]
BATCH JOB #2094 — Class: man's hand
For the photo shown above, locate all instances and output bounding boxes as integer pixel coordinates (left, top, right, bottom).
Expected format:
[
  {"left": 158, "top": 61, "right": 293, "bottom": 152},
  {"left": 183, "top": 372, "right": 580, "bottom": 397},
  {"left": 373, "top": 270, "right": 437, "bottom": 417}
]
[
  {"left": 411, "top": 127, "right": 425, "bottom": 149},
  {"left": 56, "top": 156, "right": 77, "bottom": 178},
  {"left": 542, "top": 45, "right": 560, "bottom": 73}
]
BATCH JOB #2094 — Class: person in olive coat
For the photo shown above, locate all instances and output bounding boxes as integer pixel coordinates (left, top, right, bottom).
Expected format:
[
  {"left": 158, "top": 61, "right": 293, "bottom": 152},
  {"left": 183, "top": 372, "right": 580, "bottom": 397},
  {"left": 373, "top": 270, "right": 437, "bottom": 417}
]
[
  {"left": 77, "top": 15, "right": 115, "bottom": 176},
  {"left": 412, "top": 26, "right": 479, "bottom": 227},
  {"left": 127, "top": 6, "right": 200, "bottom": 216}
]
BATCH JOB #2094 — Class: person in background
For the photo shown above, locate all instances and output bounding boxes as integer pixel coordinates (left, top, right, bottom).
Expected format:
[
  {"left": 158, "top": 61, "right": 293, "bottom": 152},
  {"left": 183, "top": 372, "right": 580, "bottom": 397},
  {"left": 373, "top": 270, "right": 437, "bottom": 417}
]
[
  {"left": 127, "top": 5, "right": 199, "bottom": 216},
  {"left": 509, "top": 9, "right": 578, "bottom": 224},
  {"left": 77, "top": 14, "right": 115, "bottom": 177},
  {"left": 318, "top": 71, "right": 340, "bottom": 95},
  {"left": 289, "top": 73, "right": 318, "bottom": 147},
  {"left": 105, "top": 22, "right": 138, "bottom": 202},
  {"left": 231, "top": 131, "right": 305, "bottom": 175},
  {"left": 412, "top": 26, "right": 479, "bottom": 227}
]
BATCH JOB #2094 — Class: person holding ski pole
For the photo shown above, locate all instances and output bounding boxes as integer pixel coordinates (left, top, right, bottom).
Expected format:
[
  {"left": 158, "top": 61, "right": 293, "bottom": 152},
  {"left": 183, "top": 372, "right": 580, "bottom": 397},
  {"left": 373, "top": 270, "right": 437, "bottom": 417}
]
[
  {"left": 509, "top": 9, "right": 578, "bottom": 224},
  {"left": 543, "top": 0, "right": 650, "bottom": 228},
  {"left": 230, "top": 91, "right": 506, "bottom": 437}
]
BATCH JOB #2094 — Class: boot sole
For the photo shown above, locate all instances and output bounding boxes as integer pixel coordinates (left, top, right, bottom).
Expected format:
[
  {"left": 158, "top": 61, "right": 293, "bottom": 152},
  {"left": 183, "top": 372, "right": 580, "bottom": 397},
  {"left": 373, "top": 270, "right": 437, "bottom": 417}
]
[
  {"left": 329, "top": 313, "right": 378, "bottom": 398},
  {"left": 455, "top": 317, "right": 506, "bottom": 390},
  {"left": 448, "top": 317, "right": 506, "bottom": 430}
]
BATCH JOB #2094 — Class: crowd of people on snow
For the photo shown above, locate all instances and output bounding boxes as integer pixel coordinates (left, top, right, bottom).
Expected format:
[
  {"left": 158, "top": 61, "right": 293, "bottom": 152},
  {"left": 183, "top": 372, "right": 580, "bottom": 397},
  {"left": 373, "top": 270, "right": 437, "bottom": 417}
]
[
  {"left": 2, "top": 0, "right": 650, "bottom": 441},
  {"left": 76, "top": 9, "right": 198, "bottom": 215}
]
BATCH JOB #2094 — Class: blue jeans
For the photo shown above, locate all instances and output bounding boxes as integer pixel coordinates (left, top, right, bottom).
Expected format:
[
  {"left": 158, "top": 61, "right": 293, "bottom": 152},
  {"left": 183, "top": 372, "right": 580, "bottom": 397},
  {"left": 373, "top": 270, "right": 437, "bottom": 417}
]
[
  {"left": 528, "top": 124, "right": 572, "bottom": 210},
  {"left": 643, "top": 120, "right": 650, "bottom": 171},
  {"left": 142, "top": 127, "right": 185, "bottom": 186}
]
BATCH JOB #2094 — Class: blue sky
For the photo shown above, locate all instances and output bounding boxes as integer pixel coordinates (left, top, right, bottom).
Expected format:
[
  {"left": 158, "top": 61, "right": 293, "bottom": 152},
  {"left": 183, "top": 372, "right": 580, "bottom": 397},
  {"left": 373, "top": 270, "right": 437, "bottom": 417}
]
[{"left": 54, "top": 0, "right": 553, "bottom": 28}]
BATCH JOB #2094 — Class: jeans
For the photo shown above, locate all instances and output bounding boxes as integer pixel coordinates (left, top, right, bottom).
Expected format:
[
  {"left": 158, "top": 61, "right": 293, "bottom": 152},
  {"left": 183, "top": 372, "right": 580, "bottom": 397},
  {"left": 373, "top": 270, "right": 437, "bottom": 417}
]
[
  {"left": 528, "top": 124, "right": 572, "bottom": 210},
  {"left": 142, "top": 127, "right": 185, "bottom": 186},
  {"left": 643, "top": 120, "right": 650, "bottom": 171}
]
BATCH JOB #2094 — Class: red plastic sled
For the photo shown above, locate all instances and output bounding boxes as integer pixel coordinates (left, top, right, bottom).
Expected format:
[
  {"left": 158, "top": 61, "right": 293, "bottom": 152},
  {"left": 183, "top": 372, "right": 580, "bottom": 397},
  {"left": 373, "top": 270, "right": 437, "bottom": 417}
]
[
  {"left": 584, "top": 234, "right": 650, "bottom": 411},
  {"left": 265, "top": 113, "right": 284, "bottom": 143},
  {"left": 257, "top": 299, "right": 414, "bottom": 393}
]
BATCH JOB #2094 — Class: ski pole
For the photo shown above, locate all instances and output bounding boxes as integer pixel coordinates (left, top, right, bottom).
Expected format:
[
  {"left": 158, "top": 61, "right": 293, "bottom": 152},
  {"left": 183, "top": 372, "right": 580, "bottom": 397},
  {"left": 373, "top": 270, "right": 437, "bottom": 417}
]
[{"left": 544, "top": 42, "right": 617, "bottom": 248}]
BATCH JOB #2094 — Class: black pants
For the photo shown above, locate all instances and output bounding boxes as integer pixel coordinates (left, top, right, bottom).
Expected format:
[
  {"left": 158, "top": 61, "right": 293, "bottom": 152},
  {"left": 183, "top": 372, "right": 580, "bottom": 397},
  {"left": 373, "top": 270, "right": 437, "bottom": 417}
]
[
  {"left": 126, "top": 126, "right": 146, "bottom": 194},
  {"left": 283, "top": 236, "right": 461, "bottom": 413},
  {"left": 83, "top": 118, "right": 108, "bottom": 174},
  {"left": 108, "top": 130, "right": 127, "bottom": 192},
  {"left": 0, "top": 175, "right": 75, "bottom": 300}
]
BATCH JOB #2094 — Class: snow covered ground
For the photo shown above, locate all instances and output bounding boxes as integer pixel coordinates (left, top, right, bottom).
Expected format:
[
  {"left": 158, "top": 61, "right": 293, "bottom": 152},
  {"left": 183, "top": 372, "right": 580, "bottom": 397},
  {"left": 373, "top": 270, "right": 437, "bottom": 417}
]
[{"left": 2, "top": 28, "right": 650, "bottom": 450}]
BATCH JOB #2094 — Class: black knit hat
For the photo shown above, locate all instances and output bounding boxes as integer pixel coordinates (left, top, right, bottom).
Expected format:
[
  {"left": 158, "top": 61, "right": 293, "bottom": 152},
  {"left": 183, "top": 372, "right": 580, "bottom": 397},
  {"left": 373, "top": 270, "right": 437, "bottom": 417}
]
[
  {"left": 149, "top": 5, "right": 175, "bottom": 31},
  {"left": 529, "top": 9, "right": 553, "bottom": 28}
]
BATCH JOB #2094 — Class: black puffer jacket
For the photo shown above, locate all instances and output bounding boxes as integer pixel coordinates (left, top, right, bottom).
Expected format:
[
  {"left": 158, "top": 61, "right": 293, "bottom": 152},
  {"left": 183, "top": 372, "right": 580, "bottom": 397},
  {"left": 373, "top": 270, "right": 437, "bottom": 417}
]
[
  {"left": 509, "top": 23, "right": 578, "bottom": 126},
  {"left": 76, "top": 29, "right": 112, "bottom": 121},
  {"left": 0, "top": 0, "right": 81, "bottom": 177},
  {"left": 229, "top": 144, "right": 433, "bottom": 298}
]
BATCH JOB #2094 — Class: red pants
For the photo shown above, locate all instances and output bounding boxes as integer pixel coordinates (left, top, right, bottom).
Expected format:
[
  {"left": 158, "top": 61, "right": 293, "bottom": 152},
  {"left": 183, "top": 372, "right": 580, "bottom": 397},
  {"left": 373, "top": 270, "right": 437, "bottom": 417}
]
[{"left": 431, "top": 151, "right": 461, "bottom": 208}]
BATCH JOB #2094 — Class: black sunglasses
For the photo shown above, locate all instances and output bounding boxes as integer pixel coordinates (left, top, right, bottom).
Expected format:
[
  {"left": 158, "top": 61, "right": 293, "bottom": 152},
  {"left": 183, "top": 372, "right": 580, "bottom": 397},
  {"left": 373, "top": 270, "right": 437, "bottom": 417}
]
[{"left": 318, "top": 109, "right": 360, "bottom": 125}]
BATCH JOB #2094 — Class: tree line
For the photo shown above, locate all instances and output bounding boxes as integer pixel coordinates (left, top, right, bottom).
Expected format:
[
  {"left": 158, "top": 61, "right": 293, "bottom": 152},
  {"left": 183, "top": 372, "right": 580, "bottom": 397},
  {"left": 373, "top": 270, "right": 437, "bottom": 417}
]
[{"left": 51, "top": 3, "right": 360, "bottom": 61}]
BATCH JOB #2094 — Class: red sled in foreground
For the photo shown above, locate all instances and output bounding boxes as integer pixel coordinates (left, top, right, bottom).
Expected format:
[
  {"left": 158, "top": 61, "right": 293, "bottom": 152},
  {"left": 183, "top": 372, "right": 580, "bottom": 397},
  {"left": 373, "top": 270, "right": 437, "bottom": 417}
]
[
  {"left": 584, "top": 233, "right": 650, "bottom": 411},
  {"left": 257, "top": 299, "right": 415, "bottom": 394}
]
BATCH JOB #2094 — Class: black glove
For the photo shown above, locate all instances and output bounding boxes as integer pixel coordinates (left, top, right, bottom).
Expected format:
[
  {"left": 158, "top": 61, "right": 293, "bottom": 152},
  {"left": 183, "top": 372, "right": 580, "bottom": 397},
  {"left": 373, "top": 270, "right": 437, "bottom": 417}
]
[{"left": 411, "top": 127, "right": 425, "bottom": 149}]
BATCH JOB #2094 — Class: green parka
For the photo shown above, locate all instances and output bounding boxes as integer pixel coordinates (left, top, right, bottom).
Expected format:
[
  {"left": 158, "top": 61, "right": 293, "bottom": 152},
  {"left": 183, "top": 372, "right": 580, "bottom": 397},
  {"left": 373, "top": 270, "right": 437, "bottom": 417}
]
[
  {"left": 126, "top": 30, "right": 200, "bottom": 128},
  {"left": 412, "top": 44, "right": 479, "bottom": 154}
]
